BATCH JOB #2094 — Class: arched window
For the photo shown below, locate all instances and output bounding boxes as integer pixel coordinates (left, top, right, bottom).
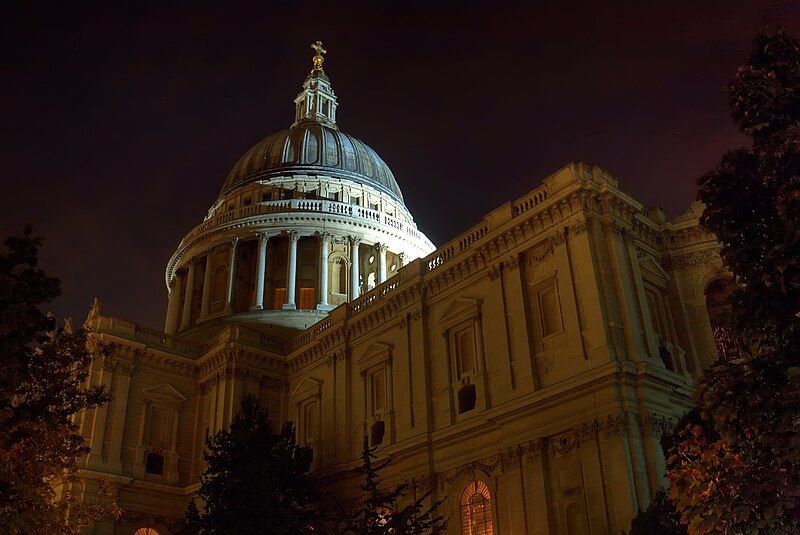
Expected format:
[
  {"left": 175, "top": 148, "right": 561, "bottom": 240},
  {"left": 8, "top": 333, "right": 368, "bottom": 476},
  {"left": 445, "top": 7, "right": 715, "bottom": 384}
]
[
  {"left": 460, "top": 480, "right": 494, "bottom": 535},
  {"left": 330, "top": 257, "right": 348, "bottom": 295},
  {"left": 456, "top": 329, "right": 476, "bottom": 378},
  {"left": 539, "top": 287, "right": 563, "bottom": 336},
  {"left": 134, "top": 528, "right": 161, "bottom": 535}
]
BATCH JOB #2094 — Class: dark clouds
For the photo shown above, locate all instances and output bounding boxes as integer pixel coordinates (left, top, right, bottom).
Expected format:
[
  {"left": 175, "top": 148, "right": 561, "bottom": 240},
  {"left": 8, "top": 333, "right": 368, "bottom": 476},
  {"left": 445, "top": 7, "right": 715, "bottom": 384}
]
[{"left": 2, "top": 1, "right": 797, "bottom": 328}]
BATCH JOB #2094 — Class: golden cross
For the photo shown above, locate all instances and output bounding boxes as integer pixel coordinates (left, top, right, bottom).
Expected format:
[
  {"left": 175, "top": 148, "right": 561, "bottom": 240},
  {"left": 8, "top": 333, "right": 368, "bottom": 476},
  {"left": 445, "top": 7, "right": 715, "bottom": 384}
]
[{"left": 311, "top": 40, "right": 326, "bottom": 71}]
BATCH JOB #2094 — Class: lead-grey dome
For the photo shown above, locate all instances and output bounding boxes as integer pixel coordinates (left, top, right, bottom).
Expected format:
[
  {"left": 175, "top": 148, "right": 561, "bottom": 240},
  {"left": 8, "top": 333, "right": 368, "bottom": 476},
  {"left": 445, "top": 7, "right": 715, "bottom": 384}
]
[{"left": 221, "top": 123, "right": 404, "bottom": 202}]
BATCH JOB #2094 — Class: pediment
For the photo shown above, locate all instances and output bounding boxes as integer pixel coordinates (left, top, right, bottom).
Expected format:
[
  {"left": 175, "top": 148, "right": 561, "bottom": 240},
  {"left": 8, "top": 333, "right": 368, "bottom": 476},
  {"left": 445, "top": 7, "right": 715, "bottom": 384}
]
[
  {"left": 291, "top": 377, "right": 322, "bottom": 398},
  {"left": 438, "top": 297, "right": 481, "bottom": 328},
  {"left": 357, "top": 342, "right": 392, "bottom": 371},
  {"left": 142, "top": 383, "right": 186, "bottom": 405},
  {"left": 639, "top": 256, "right": 670, "bottom": 286}
]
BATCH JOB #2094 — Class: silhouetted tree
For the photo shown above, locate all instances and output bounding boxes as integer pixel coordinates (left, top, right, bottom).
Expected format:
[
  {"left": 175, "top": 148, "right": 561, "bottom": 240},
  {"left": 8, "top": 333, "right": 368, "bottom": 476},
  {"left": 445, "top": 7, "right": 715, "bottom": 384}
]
[
  {"left": 0, "top": 227, "right": 119, "bottom": 533},
  {"left": 337, "top": 437, "right": 445, "bottom": 535},
  {"left": 185, "top": 394, "right": 319, "bottom": 534},
  {"left": 665, "top": 28, "right": 800, "bottom": 533}
]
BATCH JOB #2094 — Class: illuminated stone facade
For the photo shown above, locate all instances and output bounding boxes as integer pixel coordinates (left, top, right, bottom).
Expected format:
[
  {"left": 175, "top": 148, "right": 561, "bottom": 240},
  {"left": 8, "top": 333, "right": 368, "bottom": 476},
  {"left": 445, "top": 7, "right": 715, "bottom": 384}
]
[{"left": 74, "top": 49, "right": 731, "bottom": 535}]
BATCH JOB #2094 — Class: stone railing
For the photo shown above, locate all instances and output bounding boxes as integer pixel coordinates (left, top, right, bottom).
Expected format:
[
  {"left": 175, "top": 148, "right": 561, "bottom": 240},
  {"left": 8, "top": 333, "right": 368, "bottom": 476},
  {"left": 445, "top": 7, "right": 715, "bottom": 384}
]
[
  {"left": 92, "top": 317, "right": 204, "bottom": 357},
  {"left": 512, "top": 184, "right": 549, "bottom": 216},
  {"left": 422, "top": 183, "right": 550, "bottom": 274},
  {"left": 185, "top": 199, "right": 426, "bottom": 246},
  {"left": 96, "top": 314, "right": 295, "bottom": 357}
]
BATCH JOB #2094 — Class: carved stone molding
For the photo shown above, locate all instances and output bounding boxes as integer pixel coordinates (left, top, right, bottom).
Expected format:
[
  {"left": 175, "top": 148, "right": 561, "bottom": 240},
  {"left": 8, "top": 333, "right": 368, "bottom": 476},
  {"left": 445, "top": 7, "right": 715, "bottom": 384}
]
[
  {"left": 638, "top": 413, "right": 676, "bottom": 438},
  {"left": 504, "top": 253, "right": 520, "bottom": 270},
  {"left": 569, "top": 220, "right": 588, "bottom": 236},
  {"left": 667, "top": 250, "right": 723, "bottom": 270},
  {"left": 436, "top": 439, "right": 544, "bottom": 491}
]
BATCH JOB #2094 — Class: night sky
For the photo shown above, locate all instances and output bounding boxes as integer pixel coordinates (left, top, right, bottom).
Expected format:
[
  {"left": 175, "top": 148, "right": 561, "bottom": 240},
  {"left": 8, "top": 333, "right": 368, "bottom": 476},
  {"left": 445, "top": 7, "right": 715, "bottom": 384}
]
[{"left": 2, "top": 1, "right": 798, "bottom": 330}]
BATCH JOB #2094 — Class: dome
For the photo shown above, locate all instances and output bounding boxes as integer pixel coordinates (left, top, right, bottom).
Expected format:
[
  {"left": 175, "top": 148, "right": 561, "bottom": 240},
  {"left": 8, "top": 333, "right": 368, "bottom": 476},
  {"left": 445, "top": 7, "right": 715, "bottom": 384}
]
[
  {"left": 164, "top": 42, "right": 435, "bottom": 334},
  {"left": 221, "top": 123, "right": 404, "bottom": 202}
]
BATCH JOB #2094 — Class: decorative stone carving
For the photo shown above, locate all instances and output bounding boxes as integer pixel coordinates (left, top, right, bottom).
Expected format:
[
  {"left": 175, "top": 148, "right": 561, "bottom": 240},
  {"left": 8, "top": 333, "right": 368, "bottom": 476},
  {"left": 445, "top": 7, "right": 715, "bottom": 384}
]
[
  {"left": 669, "top": 250, "right": 723, "bottom": 269},
  {"left": 638, "top": 413, "right": 676, "bottom": 438}
]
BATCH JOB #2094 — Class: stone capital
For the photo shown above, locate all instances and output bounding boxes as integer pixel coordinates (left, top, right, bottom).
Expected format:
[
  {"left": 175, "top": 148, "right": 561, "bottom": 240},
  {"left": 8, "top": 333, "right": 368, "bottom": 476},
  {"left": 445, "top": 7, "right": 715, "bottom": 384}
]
[
  {"left": 316, "top": 231, "right": 334, "bottom": 242},
  {"left": 286, "top": 230, "right": 301, "bottom": 242}
]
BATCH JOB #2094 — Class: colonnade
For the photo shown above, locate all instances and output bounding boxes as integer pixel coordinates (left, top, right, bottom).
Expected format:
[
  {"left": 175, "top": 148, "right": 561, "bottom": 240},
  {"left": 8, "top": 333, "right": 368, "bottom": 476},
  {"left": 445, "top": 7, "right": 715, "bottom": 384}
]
[{"left": 165, "top": 231, "right": 403, "bottom": 334}]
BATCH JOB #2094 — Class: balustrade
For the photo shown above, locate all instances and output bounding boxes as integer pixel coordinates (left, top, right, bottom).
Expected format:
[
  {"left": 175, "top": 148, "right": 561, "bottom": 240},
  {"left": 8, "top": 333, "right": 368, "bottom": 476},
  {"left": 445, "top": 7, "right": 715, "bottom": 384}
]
[{"left": 185, "top": 198, "right": 424, "bottom": 246}]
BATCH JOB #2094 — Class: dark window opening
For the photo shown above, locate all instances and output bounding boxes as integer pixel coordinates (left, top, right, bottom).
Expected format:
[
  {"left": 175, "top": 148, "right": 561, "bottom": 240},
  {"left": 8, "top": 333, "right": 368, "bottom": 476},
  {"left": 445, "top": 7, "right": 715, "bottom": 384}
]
[
  {"left": 261, "top": 192, "right": 270, "bottom": 202},
  {"left": 145, "top": 452, "right": 164, "bottom": 475},
  {"left": 458, "top": 384, "right": 477, "bottom": 414},
  {"left": 371, "top": 420, "right": 385, "bottom": 446},
  {"left": 243, "top": 197, "right": 252, "bottom": 206},
  {"left": 659, "top": 343, "right": 674, "bottom": 372}
]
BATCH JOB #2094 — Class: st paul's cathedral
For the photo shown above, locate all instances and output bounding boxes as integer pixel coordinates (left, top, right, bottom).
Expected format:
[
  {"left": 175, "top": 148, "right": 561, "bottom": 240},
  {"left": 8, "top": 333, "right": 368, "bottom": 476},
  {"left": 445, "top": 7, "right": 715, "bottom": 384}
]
[{"left": 71, "top": 43, "right": 733, "bottom": 535}]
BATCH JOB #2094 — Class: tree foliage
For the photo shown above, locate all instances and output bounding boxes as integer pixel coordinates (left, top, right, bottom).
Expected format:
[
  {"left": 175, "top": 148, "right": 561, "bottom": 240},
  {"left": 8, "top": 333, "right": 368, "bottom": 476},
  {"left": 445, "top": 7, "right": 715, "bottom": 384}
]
[
  {"left": 665, "top": 29, "right": 800, "bottom": 534},
  {"left": 337, "top": 437, "right": 446, "bottom": 535},
  {"left": 185, "top": 394, "right": 319, "bottom": 534},
  {"left": 0, "top": 227, "right": 119, "bottom": 533}
]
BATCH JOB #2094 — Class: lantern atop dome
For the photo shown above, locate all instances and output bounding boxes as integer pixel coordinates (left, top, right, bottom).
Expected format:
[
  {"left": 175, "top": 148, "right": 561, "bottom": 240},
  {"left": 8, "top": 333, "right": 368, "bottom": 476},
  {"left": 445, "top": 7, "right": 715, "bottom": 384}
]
[{"left": 294, "top": 41, "right": 337, "bottom": 128}]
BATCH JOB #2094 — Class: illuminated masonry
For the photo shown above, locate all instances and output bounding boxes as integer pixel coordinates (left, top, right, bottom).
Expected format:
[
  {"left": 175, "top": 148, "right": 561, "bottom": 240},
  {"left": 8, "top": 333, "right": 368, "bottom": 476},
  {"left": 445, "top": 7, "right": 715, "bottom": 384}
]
[{"left": 74, "top": 44, "right": 732, "bottom": 535}]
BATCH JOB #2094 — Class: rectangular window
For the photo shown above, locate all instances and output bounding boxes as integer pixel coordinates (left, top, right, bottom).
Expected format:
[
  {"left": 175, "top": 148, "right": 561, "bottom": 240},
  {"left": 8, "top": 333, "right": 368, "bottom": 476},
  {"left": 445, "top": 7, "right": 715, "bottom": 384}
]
[
  {"left": 370, "top": 368, "right": 386, "bottom": 414},
  {"left": 299, "top": 288, "right": 315, "bottom": 309},
  {"left": 273, "top": 288, "right": 287, "bottom": 309},
  {"left": 243, "top": 197, "right": 252, "bottom": 206},
  {"left": 302, "top": 401, "right": 317, "bottom": 444}
]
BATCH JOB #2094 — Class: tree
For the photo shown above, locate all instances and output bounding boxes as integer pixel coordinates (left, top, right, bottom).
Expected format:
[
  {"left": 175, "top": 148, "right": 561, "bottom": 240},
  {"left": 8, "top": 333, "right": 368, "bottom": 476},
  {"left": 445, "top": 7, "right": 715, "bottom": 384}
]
[
  {"left": 337, "top": 437, "right": 446, "bottom": 535},
  {"left": 185, "top": 394, "right": 319, "bottom": 534},
  {"left": 665, "top": 29, "right": 800, "bottom": 533},
  {"left": 0, "top": 227, "right": 119, "bottom": 533}
]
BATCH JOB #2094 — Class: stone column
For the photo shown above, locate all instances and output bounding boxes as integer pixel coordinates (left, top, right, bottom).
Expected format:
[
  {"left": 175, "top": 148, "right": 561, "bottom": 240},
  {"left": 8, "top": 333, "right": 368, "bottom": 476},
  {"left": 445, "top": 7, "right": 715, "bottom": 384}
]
[
  {"left": 199, "top": 248, "right": 214, "bottom": 320},
  {"left": 107, "top": 363, "right": 133, "bottom": 472},
  {"left": 225, "top": 237, "right": 238, "bottom": 313},
  {"left": 283, "top": 231, "right": 300, "bottom": 309},
  {"left": 252, "top": 233, "right": 268, "bottom": 310},
  {"left": 317, "top": 232, "right": 331, "bottom": 310},
  {"left": 164, "top": 274, "right": 183, "bottom": 336},
  {"left": 86, "top": 361, "right": 113, "bottom": 470},
  {"left": 180, "top": 259, "right": 196, "bottom": 330},
  {"left": 377, "top": 243, "right": 388, "bottom": 284},
  {"left": 350, "top": 236, "right": 361, "bottom": 300}
]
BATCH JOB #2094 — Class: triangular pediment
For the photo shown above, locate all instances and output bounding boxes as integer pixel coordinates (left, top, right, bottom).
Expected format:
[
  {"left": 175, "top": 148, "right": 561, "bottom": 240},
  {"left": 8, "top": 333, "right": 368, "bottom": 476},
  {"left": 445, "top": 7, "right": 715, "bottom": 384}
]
[
  {"left": 357, "top": 342, "right": 392, "bottom": 371},
  {"left": 142, "top": 383, "right": 186, "bottom": 405},
  {"left": 357, "top": 342, "right": 392, "bottom": 366},
  {"left": 291, "top": 377, "right": 322, "bottom": 397},
  {"left": 639, "top": 256, "right": 670, "bottom": 285},
  {"left": 438, "top": 297, "right": 481, "bottom": 326}
]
